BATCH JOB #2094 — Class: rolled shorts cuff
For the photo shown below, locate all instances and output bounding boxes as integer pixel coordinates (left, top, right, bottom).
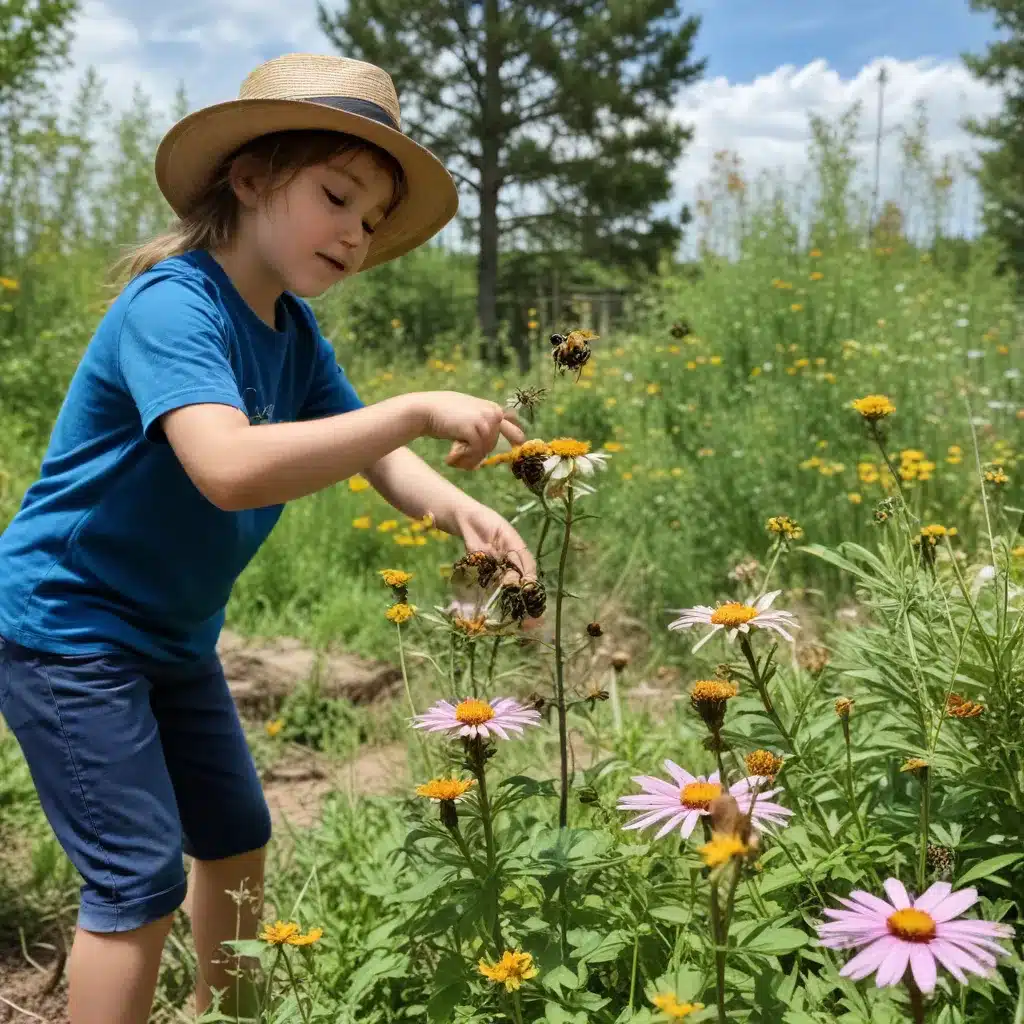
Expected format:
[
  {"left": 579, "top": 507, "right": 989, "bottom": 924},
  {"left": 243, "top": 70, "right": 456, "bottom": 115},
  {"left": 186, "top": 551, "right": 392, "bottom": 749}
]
[{"left": 77, "top": 878, "right": 188, "bottom": 934}]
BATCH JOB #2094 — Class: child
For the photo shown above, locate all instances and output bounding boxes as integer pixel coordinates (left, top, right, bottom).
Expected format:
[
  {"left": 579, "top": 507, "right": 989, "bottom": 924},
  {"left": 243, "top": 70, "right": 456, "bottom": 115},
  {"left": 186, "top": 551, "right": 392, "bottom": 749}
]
[{"left": 0, "top": 53, "right": 535, "bottom": 1024}]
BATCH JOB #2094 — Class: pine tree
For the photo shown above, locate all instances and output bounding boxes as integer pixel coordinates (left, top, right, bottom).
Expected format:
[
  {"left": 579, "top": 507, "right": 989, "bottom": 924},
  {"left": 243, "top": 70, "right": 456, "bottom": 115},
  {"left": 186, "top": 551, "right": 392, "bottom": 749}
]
[
  {"left": 964, "top": 0, "right": 1024, "bottom": 277},
  {"left": 318, "top": 0, "right": 704, "bottom": 343}
]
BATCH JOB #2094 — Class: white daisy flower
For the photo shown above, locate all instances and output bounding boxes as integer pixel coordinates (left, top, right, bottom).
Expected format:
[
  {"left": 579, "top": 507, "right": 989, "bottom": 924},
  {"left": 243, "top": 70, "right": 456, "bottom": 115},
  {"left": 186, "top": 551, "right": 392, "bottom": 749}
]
[
  {"left": 542, "top": 438, "right": 610, "bottom": 482},
  {"left": 667, "top": 589, "right": 798, "bottom": 653}
]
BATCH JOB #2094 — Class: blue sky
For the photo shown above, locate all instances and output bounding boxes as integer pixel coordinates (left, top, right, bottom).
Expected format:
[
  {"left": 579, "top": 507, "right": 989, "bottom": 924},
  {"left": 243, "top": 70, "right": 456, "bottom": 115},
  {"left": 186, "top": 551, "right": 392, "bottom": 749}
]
[
  {"left": 692, "top": 0, "right": 996, "bottom": 81},
  {"left": 64, "top": 0, "right": 1005, "bottom": 242}
]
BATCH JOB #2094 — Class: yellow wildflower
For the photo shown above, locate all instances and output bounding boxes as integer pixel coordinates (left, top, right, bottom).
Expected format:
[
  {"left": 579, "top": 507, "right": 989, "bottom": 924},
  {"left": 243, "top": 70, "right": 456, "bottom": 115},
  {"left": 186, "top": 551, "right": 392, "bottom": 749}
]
[
  {"left": 851, "top": 394, "right": 896, "bottom": 420},
  {"left": 478, "top": 950, "right": 538, "bottom": 992},
  {"left": 265, "top": 719, "right": 284, "bottom": 738},
  {"left": 385, "top": 602, "right": 417, "bottom": 624},
  {"left": 377, "top": 519, "right": 399, "bottom": 532},
  {"left": 352, "top": 516, "right": 372, "bottom": 529},
  {"left": 380, "top": 569, "right": 413, "bottom": 588},
  {"left": 651, "top": 993, "right": 704, "bottom": 1019},
  {"left": 699, "top": 832, "right": 751, "bottom": 868},
  {"left": 416, "top": 778, "right": 475, "bottom": 801}
]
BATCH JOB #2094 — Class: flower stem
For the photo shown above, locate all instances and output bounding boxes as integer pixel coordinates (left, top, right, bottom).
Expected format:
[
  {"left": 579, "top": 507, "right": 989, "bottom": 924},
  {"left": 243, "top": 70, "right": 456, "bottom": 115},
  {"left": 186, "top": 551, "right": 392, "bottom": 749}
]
[
  {"left": 486, "top": 635, "right": 501, "bottom": 690},
  {"left": 627, "top": 926, "right": 640, "bottom": 1012},
  {"left": 917, "top": 766, "right": 931, "bottom": 892},
  {"left": 282, "top": 950, "right": 312, "bottom": 1024},
  {"left": 709, "top": 879, "right": 727, "bottom": 1024},
  {"left": 398, "top": 624, "right": 432, "bottom": 774},
  {"left": 843, "top": 721, "right": 867, "bottom": 841},
  {"left": 512, "top": 990, "right": 526, "bottom": 1024},
  {"left": 554, "top": 485, "right": 576, "bottom": 829},
  {"left": 471, "top": 746, "right": 504, "bottom": 956},
  {"left": 907, "top": 978, "right": 926, "bottom": 1024}
]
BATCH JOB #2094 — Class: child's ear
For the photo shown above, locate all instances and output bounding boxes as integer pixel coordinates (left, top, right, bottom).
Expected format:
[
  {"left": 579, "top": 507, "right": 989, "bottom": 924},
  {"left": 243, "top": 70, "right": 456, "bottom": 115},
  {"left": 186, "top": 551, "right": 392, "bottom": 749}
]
[{"left": 227, "top": 154, "right": 269, "bottom": 210}]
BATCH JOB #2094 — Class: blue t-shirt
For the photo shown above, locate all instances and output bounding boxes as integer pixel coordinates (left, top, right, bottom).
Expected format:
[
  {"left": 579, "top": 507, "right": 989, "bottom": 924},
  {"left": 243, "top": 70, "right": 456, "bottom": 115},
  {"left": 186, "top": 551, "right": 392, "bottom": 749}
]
[{"left": 0, "top": 249, "right": 363, "bottom": 662}]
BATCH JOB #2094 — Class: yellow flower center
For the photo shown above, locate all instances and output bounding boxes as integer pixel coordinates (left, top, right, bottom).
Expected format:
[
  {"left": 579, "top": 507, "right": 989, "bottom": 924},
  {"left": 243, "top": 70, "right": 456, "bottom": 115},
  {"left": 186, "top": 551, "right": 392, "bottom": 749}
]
[
  {"left": 680, "top": 781, "right": 722, "bottom": 810},
  {"left": 887, "top": 908, "right": 936, "bottom": 942},
  {"left": 455, "top": 699, "right": 495, "bottom": 725},
  {"left": 690, "top": 680, "right": 739, "bottom": 703},
  {"left": 548, "top": 438, "right": 591, "bottom": 458},
  {"left": 710, "top": 602, "right": 759, "bottom": 628},
  {"left": 416, "top": 778, "right": 475, "bottom": 801}
]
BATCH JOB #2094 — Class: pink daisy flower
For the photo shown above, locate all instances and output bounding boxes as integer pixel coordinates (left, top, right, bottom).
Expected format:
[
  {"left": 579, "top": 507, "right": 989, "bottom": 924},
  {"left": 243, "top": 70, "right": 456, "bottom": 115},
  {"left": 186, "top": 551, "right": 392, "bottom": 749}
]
[
  {"left": 412, "top": 697, "right": 542, "bottom": 741},
  {"left": 616, "top": 761, "right": 794, "bottom": 840},
  {"left": 816, "top": 878, "right": 1014, "bottom": 994},
  {"left": 668, "top": 590, "right": 798, "bottom": 653}
]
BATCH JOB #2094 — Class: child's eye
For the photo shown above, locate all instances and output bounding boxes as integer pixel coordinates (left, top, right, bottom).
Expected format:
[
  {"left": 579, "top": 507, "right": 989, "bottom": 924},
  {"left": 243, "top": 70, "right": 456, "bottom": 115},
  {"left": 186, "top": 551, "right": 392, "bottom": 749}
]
[
  {"left": 363, "top": 221, "right": 376, "bottom": 236},
  {"left": 323, "top": 187, "right": 346, "bottom": 207}
]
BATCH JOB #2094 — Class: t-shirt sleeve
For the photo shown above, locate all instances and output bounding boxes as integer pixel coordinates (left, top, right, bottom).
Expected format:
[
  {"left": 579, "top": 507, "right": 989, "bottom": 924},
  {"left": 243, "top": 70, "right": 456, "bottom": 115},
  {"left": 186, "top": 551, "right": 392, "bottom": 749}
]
[
  {"left": 298, "top": 329, "right": 364, "bottom": 421},
  {"left": 117, "top": 274, "right": 247, "bottom": 442}
]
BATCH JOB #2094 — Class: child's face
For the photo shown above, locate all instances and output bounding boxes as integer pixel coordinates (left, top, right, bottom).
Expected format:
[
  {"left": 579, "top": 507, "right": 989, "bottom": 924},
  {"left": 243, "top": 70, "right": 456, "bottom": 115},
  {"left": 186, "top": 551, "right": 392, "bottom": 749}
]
[{"left": 249, "top": 148, "right": 397, "bottom": 297}]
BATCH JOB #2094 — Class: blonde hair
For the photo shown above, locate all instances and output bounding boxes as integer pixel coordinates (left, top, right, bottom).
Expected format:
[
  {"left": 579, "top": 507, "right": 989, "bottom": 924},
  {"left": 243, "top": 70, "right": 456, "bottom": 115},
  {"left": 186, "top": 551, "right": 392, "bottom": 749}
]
[{"left": 113, "top": 129, "right": 408, "bottom": 283}]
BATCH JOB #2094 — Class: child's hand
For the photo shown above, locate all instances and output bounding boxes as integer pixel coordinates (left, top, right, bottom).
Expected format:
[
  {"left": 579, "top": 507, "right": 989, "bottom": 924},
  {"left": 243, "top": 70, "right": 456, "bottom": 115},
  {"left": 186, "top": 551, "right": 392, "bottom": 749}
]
[
  {"left": 453, "top": 501, "right": 544, "bottom": 630},
  {"left": 418, "top": 392, "right": 525, "bottom": 469}
]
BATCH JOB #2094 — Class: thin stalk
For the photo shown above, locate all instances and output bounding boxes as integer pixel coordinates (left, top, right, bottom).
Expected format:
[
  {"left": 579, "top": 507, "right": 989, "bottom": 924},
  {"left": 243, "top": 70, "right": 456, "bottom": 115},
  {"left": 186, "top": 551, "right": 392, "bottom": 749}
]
[
  {"left": 628, "top": 926, "right": 640, "bottom": 1012},
  {"left": 917, "top": 767, "right": 931, "bottom": 892},
  {"left": 282, "top": 951, "right": 312, "bottom": 1024},
  {"left": 554, "top": 485, "right": 576, "bottom": 829},
  {"left": 261, "top": 946, "right": 284, "bottom": 1018},
  {"left": 709, "top": 879, "right": 727, "bottom": 1024},
  {"left": 609, "top": 667, "right": 624, "bottom": 735},
  {"left": 471, "top": 751, "right": 504, "bottom": 955},
  {"left": 512, "top": 991, "right": 526, "bottom": 1024},
  {"left": 907, "top": 978, "right": 926, "bottom": 1024},
  {"left": 843, "top": 723, "right": 867, "bottom": 841},
  {"left": 398, "top": 624, "right": 432, "bottom": 775},
  {"left": 486, "top": 635, "right": 501, "bottom": 690},
  {"left": 756, "top": 543, "right": 784, "bottom": 600},
  {"left": 468, "top": 640, "right": 478, "bottom": 698}
]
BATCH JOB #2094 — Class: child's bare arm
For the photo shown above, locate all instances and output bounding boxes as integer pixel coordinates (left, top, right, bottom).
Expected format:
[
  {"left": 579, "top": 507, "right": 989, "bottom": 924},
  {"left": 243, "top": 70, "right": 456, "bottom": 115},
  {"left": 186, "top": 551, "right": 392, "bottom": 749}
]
[{"left": 161, "top": 391, "right": 523, "bottom": 511}]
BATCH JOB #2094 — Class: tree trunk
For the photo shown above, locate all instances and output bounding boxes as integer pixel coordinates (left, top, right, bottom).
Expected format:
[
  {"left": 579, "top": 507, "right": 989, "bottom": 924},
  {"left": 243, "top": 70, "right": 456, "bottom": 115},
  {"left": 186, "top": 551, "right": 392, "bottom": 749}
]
[{"left": 476, "top": 0, "right": 501, "bottom": 357}]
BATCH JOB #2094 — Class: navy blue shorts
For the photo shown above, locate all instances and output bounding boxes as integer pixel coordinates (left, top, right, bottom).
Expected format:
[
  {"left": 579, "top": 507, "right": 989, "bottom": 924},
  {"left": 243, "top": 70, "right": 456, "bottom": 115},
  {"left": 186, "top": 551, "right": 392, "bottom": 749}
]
[{"left": 0, "top": 636, "right": 272, "bottom": 933}]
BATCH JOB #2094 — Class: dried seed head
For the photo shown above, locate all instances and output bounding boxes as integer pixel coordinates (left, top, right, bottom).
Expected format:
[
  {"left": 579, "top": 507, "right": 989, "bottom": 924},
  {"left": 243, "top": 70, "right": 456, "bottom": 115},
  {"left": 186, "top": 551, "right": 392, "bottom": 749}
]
[
  {"left": 900, "top": 757, "right": 929, "bottom": 776},
  {"left": 586, "top": 621, "right": 603, "bottom": 638},
  {"left": 611, "top": 650, "right": 631, "bottom": 671},
  {"left": 454, "top": 551, "right": 503, "bottom": 588},
  {"left": 670, "top": 321, "right": 691, "bottom": 339},
  {"left": 834, "top": 697, "right": 854, "bottom": 719},
  {"left": 499, "top": 582, "right": 528, "bottom": 622}
]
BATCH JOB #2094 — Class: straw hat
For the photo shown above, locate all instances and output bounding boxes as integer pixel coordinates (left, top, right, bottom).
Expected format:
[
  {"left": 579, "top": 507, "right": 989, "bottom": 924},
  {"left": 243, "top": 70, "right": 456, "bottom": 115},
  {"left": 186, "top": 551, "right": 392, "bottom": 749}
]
[{"left": 154, "top": 53, "right": 459, "bottom": 272}]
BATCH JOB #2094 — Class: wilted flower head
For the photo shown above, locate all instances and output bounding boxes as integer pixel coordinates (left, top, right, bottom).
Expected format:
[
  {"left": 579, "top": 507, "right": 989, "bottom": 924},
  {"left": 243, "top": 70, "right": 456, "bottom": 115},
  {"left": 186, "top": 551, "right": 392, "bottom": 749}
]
[
  {"left": 835, "top": 697, "right": 855, "bottom": 719},
  {"left": 815, "top": 878, "right": 1014, "bottom": 993},
  {"left": 728, "top": 557, "right": 761, "bottom": 585},
  {"left": 668, "top": 590, "right": 798, "bottom": 653},
  {"left": 412, "top": 697, "right": 542, "bottom": 741},
  {"left": 946, "top": 693, "right": 984, "bottom": 719},
  {"left": 453, "top": 550, "right": 504, "bottom": 588},
  {"left": 507, "top": 385, "right": 548, "bottom": 414},
  {"left": 766, "top": 515, "right": 804, "bottom": 542},
  {"left": 499, "top": 577, "right": 546, "bottom": 621},
  {"left": 851, "top": 394, "right": 896, "bottom": 421},
  {"left": 900, "top": 757, "right": 929, "bottom": 776}
]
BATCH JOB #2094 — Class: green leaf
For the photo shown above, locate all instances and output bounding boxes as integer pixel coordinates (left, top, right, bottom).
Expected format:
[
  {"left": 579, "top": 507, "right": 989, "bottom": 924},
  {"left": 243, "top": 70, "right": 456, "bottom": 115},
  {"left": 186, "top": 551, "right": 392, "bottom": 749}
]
[
  {"left": 541, "top": 964, "right": 581, "bottom": 995},
  {"left": 649, "top": 905, "right": 693, "bottom": 925},
  {"left": 956, "top": 853, "right": 1024, "bottom": 887},
  {"left": 427, "top": 981, "right": 468, "bottom": 1022},
  {"left": 390, "top": 867, "right": 456, "bottom": 902},
  {"left": 742, "top": 927, "right": 810, "bottom": 956}
]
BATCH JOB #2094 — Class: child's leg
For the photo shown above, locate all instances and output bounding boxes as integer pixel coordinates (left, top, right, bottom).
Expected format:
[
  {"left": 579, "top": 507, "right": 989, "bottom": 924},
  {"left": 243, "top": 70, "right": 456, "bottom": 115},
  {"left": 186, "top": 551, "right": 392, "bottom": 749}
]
[
  {"left": 152, "top": 655, "right": 272, "bottom": 1017},
  {"left": 187, "top": 846, "right": 267, "bottom": 1015},
  {"left": 0, "top": 641, "right": 191, "bottom": 1023},
  {"left": 69, "top": 915, "right": 175, "bottom": 1024}
]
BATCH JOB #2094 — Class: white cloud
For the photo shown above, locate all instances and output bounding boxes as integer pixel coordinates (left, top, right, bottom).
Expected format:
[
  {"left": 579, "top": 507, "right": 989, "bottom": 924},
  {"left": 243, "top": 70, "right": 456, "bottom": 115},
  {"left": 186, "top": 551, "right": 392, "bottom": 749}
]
[{"left": 672, "top": 57, "right": 1004, "bottom": 247}]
